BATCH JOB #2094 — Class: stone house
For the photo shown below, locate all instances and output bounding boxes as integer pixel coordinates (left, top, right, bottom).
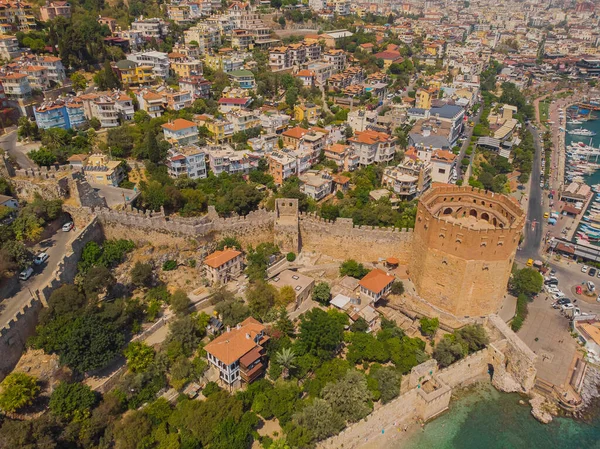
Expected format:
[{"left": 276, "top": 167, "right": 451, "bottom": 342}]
[
  {"left": 203, "top": 248, "right": 244, "bottom": 285},
  {"left": 358, "top": 268, "right": 395, "bottom": 303}
]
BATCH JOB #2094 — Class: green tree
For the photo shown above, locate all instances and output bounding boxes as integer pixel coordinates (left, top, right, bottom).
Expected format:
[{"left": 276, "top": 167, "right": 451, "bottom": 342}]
[
  {"left": 322, "top": 370, "right": 372, "bottom": 423},
  {"left": 311, "top": 281, "right": 331, "bottom": 305},
  {"left": 49, "top": 382, "right": 97, "bottom": 421},
  {"left": 419, "top": 317, "right": 439, "bottom": 337},
  {"left": 339, "top": 259, "right": 370, "bottom": 279},
  {"left": 70, "top": 72, "right": 87, "bottom": 91},
  {"left": 28, "top": 147, "right": 57, "bottom": 167},
  {"left": 170, "top": 289, "right": 191, "bottom": 316},
  {"left": 124, "top": 341, "right": 155, "bottom": 373},
  {"left": 215, "top": 298, "right": 250, "bottom": 327},
  {"left": 275, "top": 347, "right": 297, "bottom": 379},
  {"left": 370, "top": 366, "right": 400, "bottom": 403},
  {"left": 293, "top": 398, "right": 343, "bottom": 441},
  {"left": 216, "top": 237, "right": 242, "bottom": 251},
  {"left": 247, "top": 281, "right": 277, "bottom": 320},
  {"left": 82, "top": 265, "right": 115, "bottom": 300},
  {"left": 511, "top": 267, "right": 543, "bottom": 297},
  {"left": 130, "top": 261, "right": 153, "bottom": 287},
  {"left": 0, "top": 372, "right": 39, "bottom": 413},
  {"left": 298, "top": 309, "right": 347, "bottom": 359},
  {"left": 391, "top": 280, "right": 404, "bottom": 295}
]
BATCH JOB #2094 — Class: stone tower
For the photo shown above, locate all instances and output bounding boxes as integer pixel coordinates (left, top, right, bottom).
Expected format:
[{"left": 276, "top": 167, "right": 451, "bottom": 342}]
[
  {"left": 411, "top": 185, "right": 525, "bottom": 318},
  {"left": 274, "top": 198, "right": 299, "bottom": 254}
]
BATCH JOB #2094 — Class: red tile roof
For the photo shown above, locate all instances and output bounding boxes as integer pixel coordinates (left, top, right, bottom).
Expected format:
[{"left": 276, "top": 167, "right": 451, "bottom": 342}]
[
  {"left": 161, "top": 118, "right": 197, "bottom": 132},
  {"left": 359, "top": 268, "right": 395, "bottom": 294}
]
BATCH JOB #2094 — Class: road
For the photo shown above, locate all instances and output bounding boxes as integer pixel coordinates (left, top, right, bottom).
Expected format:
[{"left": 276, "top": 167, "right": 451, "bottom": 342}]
[
  {"left": 457, "top": 102, "right": 482, "bottom": 180},
  {"left": 0, "top": 227, "right": 75, "bottom": 328},
  {"left": 520, "top": 124, "right": 544, "bottom": 261},
  {"left": 0, "top": 130, "right": 37, "bottom": 170}
]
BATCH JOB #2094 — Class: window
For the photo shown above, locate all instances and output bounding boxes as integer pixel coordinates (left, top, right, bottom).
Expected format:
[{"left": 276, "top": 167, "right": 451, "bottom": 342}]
[
  {"left": 438, "top": 168, "right": 446, "bottom": 174},
  {"left": 292, "top": 275, "right": 299, "bottom": 280},
  {"left": 295, "top": 285, "right": 301, "bottom": 291}
]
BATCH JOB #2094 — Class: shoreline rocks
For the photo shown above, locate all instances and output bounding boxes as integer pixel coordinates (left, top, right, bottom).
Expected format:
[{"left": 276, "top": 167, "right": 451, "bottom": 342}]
[{"left": 529, "top": 392, "right": 557, "bottom": 424}]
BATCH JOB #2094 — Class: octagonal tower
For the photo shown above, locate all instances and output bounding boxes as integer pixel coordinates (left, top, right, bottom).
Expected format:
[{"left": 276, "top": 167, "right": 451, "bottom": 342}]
[{"left": 411, "top": 185, "right": 526, "bottom": 318}]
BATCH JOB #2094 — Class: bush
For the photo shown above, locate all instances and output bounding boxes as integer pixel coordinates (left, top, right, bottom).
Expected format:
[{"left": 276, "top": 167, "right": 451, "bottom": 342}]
[
  {"left": 419, "top": 317, "right": 439, "bottom": 337},
  {"left": 312, "top": 282, "right": 331, "bottom": 305},
  {"left": 130, "top": 262, "right": 153, "bottom": 287},
  {"left": 286, "top": 252, "right": 296, "bottom": 262},
  {"left": 162, "top": 260, "right": 177, "bottom": 271},
  {"left": 339, "top": 259, "right": 370, "bottom": 279},
  {"left": 511, "top": 293, "right": 530, "bottom": 332},
  {"left": 391, "top": 281, "right": 404, "bottom": 295}
]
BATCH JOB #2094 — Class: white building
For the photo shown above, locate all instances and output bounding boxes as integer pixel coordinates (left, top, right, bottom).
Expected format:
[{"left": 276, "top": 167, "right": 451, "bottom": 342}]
[{"left": 127, "top": 51, "right": 170, "bottom": 80}]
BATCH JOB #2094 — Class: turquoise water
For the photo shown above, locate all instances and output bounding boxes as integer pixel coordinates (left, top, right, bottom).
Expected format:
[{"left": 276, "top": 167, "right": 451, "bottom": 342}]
[{"left": 402, "top": 382, "right": 600, "bottom": 449}]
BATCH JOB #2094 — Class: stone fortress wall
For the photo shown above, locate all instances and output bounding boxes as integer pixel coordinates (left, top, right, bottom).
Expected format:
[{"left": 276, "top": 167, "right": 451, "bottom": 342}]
[
  {"left": 318, "top": 314, "right": 537, "bottom": 449},
  {"left": 0, "top": 218, "right": 103, "bottom": 379}
]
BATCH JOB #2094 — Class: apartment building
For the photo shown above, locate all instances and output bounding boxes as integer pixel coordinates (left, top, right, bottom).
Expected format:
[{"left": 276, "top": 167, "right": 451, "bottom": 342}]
[
  {"left": 37, "top": 55, "right": 66, "bottom": 85},
  {"left": 169, "top": 55, "right": 203, "bottom": 79},
  {"left": 269, "top": 41, "right": 321, "bottom": 71},
  {"left": 227, "top": 69, "right": 255, "bottom": 89},
  {"left": 114, "top": 60, "right": 154, "bottom": 86},
  {"left": 382, "top": 158, "right": 432, "bottom": 201},
  {"left": 162, "top": 118, "right": 199, "bottom": 147},
  {"left": 0, "top": 35, "right": 19, "bottom": 60},
  {"left": 225, "top": 108, "right": 260, "bottom": 133},
  {"left": 206, "top": 145, "right": 253, "bottom": 175},
  {"left": 135, "top": 89, "right": 164, "bottom": 117},
  {"left": 167, "top": 4, "right": 192, "bottom": 25},
  {"left": 130, "top": 17, "right": 168, "bottom": 39},
  {"left": 34, "top": 98, "right": 85, "bottom": 130},
  {"left": 179, "top": 75, "right": 211, "bottom": 99},
  {"left": 163, "top": 90, "right": 193, "bottom": 111},
  {"left": 39, "top": 1, "right": 71, "bottom": 21},
  {"left": 322, "top": 49, "right": 347, "bottom": 72},
  {"left": 298, "top": 129, "right": 326, "bottom": 162},
  {"left": 0, "top": 72, "right": 31, "bottom": 99},
  {"left": 205, "top": 52, "right": 244, "bottom": 73},
  {"left": 268, "top": 150, "right": 297, "bottom": 185},
  {"left": 195, "top": 113, "right": 234, "bottom": 142},
  {"left": 349, "top": 130, "right": 396, "bottom": 166},
  {"left": 299, "top": 170, "right": 333, "bottom": 201},
  {"left": 167, "top": 145, "right": 207, "bottom": 180},
  {"left": 294, "top": 102, "right": 321, "bottom": 124},
  {"left": 259, "top": 111, "right": 290, "bottom": 134},
  {"left": 203, "top": 248, "right": 244, "bottom": 285},
  {"left": 127, "top": 51, "right": 169, "bottom": 80},
  {"left": 184, "top": 24, "right": 221, "bottom": 54},
  {"left": 204, "top": 317, "right": 268, "bottom": 386},
  {"left": 430, "top": 149, "right": 458, "bottom": 184},
  {"left": 0, "top": 0, "right": 36, "bottom": 32},
  {"left": 347, "top": 109, "right": 378, "bottom": 133},
  {"left": 324, "top": 143, "right": 359, "bottom": 171}
]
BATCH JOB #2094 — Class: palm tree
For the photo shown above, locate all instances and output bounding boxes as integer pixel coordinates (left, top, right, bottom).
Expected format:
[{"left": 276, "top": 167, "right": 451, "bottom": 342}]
[{"left": 275, "top": 347, "right": 297, "bottom": 380}]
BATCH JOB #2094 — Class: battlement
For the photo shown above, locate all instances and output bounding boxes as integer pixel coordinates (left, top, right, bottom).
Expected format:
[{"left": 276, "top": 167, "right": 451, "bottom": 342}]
[{"left": 0, "top": 297, "right": 41, "bottom": 337}]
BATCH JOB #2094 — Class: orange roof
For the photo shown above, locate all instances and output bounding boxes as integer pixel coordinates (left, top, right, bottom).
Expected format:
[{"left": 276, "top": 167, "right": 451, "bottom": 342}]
[
  {"left": 327, "top": 143, "right": 350, "bottom": 154},
  {"left": 204, "top": 317, "right": 267, "bottom": 365},
  {"left": 359, "top": 268, "right": 394, "bottom": 294},
  {"left": 282, "top": 126, "right": 308, "bottom": 140},
  {"left": 296, "top": 69, "right": 315, "bottom": 77},
  {"left": 405, "top": 147, "right": 417, "bottom": 160},
  {"left": 68, "top": 154, "right": 88, "bottom": 162},
  {"left": 432, "top": 149, "right": 457, "bottom": 163},
  {"left": 349, "top": 130, "right": 392, "bottom": 145},
  {"left": 386, "top": 257, "right": 399, "bottom": 265},
  {"left": 203, "top": 248, "right": 242, "bottom": 268},
  {"left": 161, "top": 118, "right": 197, "bottom": 132}
]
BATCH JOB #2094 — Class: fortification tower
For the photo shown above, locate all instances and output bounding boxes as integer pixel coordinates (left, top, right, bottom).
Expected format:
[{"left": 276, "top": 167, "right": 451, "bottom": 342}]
[
  {"left": 274, "top": 198, "right": 299, "bottom": 254},
  {"left": 411, "top": 185, "right": 525, "bottom": 318}
]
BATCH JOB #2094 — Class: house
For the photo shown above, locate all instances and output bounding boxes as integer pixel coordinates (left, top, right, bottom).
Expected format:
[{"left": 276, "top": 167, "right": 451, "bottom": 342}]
[
  {"left": 163, "top": 90, "right": 193, "bottom": 111},
  {"left": 167, "top": 145, "right": 207, "bottom": 180},
  {"left": 295, "top": 69, "right": 315, "bottom": 87},
  {"left": 431, "top": 149, "right": 457, "bottom": 184},
  {"left": 34, "top": 98, "right": 85, "bottom": 130},
  {"left": 98, "top": 16, "right": 117, "bottom": 33},
  {"left": 161, "top": 118, "right": 199, "bottom": 147},
  {"left": 294, "top": 102, "right": 321, "bottom": 124},
  {"left": 204, "top": 317, "right": 269, "bottom": 386},
  {"left": 67, "top": 153, "right": 88, "bottom": 168},
  {"left": 114, "top": 60, "right": 154, "bottom": 86},
  {"left": 358, "top": 268, "right": 394, "bottom": 302},
  {"left": 373, "top": 50, "right": 403, "bottom": 68},
  {"left": 217, "top": 96, "right": 252, "bottom": 112},
  {"left": 205, "top": 145, "right": 254, "bottom": 175},
  {"left": 83, "top": 154, "right": 125, "bottom": 186},
  {"left": 382, "top": 158, "right": 432, "bottom": 200},
  {"left": 127, "top": 51, "right": 170, "bottom": 80},
  {"left": 0, "top": 35, "right": 20, "bottom": 60},
  {"left": 299, "top": 170, "right": 333, "bottom": 201},
  {"left": 136, "top": 89, "right": 164, "bottom": 117},
  {"left": 269, "top": 269, "right": 315, "bottom": 310},
  {"left": 179, "top": 75, "right": 211, "bottom": 99},
  {"left": 203, "top": 248, "right": 244, "bottom": 285},
  {"left": 227, "top": 69, "right": 255, "bottom": 89},
  {"left": 195, "top": 114, "right": 234, "bottom": 142}
]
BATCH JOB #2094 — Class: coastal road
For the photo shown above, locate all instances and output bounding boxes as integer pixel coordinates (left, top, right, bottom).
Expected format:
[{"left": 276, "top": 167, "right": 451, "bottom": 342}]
[
  {"left": 520, "top": 124, "right": 544, "bottom": 261},
  {"left": 0, "top": 227, "right": 74, "bottom": 328}
]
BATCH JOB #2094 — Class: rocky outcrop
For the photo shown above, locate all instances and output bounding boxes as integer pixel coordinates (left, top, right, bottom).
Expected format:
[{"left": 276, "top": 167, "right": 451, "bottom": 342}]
[
  {"left": 530, "top": 392, "right": 557, "bottom": 424},
  {"left": 581, "top": 365, "right": 600, "bottom": 407}
]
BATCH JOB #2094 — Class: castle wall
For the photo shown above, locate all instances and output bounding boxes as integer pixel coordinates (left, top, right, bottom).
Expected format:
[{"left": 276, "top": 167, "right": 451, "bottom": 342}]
[
  {"left": 299, "top": 214, "right": 414, "bottom": 263},
  {"left": 0, "top": 218, "right": 102, "bottom": 380}
]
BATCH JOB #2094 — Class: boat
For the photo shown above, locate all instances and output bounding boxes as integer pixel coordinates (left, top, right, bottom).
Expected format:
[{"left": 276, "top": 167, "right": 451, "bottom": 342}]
[
  {"left": 568, "top": 119, "right": 584, "bottom": 125},
  {"left": 568, "top": 128, "right": 597, "bottom": 137}
]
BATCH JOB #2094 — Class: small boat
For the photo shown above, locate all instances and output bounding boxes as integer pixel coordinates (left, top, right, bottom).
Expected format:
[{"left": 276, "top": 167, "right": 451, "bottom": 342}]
[{"left": 569, "top": 128, "right": 597, "bottom": 137}]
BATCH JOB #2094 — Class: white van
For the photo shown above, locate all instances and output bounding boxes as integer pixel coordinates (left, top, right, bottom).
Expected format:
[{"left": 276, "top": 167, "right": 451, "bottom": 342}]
[{"left": 586, "top": 281, "right": 595, "bottom": 293}]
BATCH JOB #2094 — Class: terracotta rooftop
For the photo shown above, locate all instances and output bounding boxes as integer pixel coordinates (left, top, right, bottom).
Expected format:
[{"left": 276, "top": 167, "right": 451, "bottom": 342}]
[
  {"left": 161, "top": 118, "right": 197, "bottom": 132},
  {"left": 282, "top": 126, "right": 308, "bottom": 140},
  {"left": 358, "top": 268, "right": 394, "bottom": 294},
  {"left": 204, "top": 317, "right": 267, "bottom": 365},
  {"left": 203, "top": 248, "right": 242, "bottom": 268}
]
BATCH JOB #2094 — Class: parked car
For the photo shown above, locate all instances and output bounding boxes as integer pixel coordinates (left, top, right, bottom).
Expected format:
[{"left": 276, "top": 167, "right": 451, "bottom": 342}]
[
  {"left": 561, "top": 303, "right": 575, "bottom": 311},
  {"left": 19, "top": 266, "right": 33, "bottom": 281},
  {"left": 590, "top": 268, "right": 597, "bottom": 277},
  {"left": 582, "top": 265, "right": 589, "bottom": 273},
  {"left": 62, "top": 222, "right": 74, "bottom": 232},
  {"left": 553, "top": 298, "right": 571, "bottom": 309},
  {"left": 552, "top": 292, "right": 566, "bottom": 301},
  {"left": 34, "top": 252, "right": 49, "bottom": 265},
  {"left": 544, "top": 278, "right": 559, "bottom": 286},
  {"left": 576, "top": 285, "right": 582, "bottom": 295}
]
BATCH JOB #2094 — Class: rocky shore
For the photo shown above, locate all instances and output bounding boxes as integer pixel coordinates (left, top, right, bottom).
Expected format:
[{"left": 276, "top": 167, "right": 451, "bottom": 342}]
[{"left": 573, "top": 365, "right": 600, "bottom": 421}]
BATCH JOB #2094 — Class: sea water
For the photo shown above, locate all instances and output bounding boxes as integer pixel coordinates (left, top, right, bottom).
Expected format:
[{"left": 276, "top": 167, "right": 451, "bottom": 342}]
[{"left": 401, "top": 382, "right": 600, "bottom": 449}]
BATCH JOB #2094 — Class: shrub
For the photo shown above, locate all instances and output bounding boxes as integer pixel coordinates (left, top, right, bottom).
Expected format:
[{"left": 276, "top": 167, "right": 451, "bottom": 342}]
[
  {"left": 286, "top": 252, "right": 296, "bottom": 262},
  {"left": 162, "top": 260, "right": 177, "bottom": 271}
]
